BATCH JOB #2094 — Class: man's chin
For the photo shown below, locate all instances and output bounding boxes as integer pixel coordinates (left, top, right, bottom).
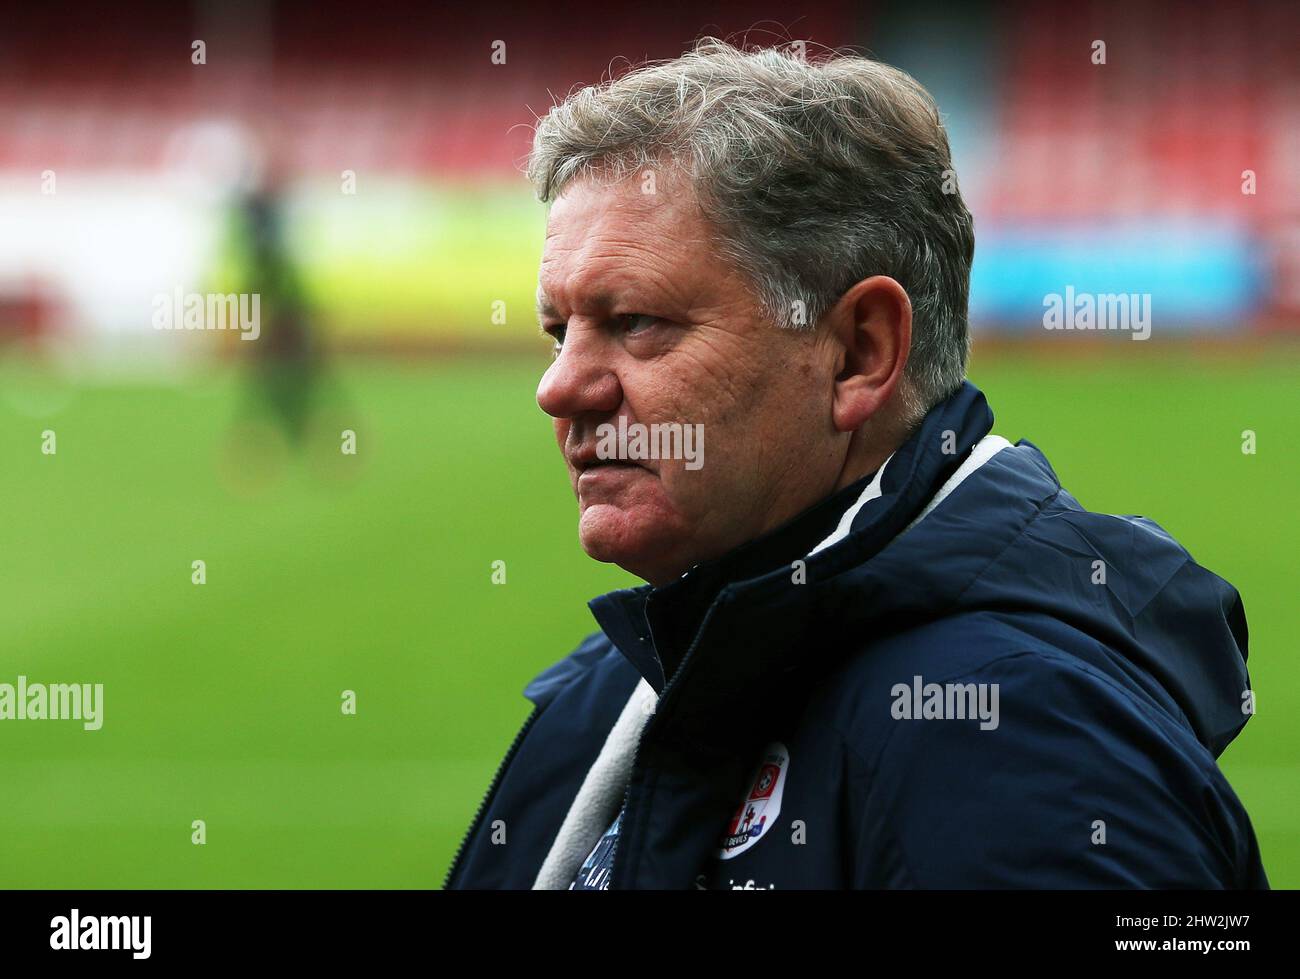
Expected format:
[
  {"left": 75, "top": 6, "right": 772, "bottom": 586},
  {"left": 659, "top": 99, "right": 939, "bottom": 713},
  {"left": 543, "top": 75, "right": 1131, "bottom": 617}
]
[{"left": 577, "top": 504, "right": 686, "bottom": 583}]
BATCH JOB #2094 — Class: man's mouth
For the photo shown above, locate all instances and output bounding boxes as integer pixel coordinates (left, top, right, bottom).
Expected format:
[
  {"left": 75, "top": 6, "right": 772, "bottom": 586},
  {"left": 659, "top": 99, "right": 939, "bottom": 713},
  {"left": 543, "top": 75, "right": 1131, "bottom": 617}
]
[
  {"left": 579, "top": 458, "right": 642, "bottom": 470},
  {"left": 569, "top": 447, "right": 649, "bottom": 474},
  {"left": 570, "top": 449, "right": 654, "bottom": 489},
  {"left": 574, "top": 459, "right": 647, "bottom": 480}
]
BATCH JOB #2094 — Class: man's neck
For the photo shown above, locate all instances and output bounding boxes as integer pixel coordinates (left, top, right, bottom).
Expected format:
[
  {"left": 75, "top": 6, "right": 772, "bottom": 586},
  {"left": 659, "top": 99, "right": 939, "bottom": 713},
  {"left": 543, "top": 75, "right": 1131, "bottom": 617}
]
[{"left": 833, "top": 405, "right": 913, "bottom": 493}]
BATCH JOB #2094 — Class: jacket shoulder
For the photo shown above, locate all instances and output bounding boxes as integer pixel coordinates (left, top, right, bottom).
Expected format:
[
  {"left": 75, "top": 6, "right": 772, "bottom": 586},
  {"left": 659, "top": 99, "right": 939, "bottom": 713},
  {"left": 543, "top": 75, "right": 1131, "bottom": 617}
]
[{"left": 813, "top": 639, "right": 1264, "bottom": 888}]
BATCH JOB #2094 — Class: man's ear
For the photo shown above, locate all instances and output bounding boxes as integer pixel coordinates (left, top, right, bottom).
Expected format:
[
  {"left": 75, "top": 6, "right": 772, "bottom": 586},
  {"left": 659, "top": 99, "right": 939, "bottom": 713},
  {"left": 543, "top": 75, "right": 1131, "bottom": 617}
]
[{"left": 827, "top": 275, "right": 911, "bottom": 433}]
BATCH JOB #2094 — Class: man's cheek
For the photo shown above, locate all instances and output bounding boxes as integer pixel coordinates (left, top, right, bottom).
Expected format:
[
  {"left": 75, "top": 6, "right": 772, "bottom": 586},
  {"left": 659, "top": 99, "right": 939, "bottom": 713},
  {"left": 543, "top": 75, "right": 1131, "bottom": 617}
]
[{"left": 655, "top": 459, "right": 709, "bottom": 516}]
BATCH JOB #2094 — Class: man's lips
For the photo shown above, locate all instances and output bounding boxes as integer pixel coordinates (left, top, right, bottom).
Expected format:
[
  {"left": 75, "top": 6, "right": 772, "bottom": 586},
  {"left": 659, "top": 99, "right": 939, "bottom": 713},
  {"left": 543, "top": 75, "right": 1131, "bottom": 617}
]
[
  {"left": 574, "top": 459, "right": 648, "bottom": 480},
  {"left": 570, "top": 452, "right": 654, "bottom": 493},
  {"left": 568, "top": 449, "right": 651, "bottom": 474}
]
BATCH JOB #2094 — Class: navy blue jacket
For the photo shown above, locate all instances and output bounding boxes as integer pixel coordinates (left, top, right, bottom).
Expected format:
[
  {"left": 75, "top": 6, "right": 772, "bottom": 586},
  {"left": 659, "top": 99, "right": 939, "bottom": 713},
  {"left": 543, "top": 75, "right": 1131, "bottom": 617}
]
[{"left": 445, "top": 381, "right": 1267, "bottom": 889}]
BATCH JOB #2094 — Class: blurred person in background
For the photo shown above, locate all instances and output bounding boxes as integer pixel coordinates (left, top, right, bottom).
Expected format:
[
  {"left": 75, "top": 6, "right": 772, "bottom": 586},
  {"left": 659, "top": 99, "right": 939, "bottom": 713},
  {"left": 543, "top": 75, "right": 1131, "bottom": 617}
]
[{"left": 232, "top": 160, "right": 321, "bottom": 445}]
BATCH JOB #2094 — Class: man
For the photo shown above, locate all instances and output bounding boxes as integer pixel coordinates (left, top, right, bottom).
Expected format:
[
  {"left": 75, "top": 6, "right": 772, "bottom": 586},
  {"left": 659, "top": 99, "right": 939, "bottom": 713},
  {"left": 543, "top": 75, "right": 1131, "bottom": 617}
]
[{"left": 445, "top": 39, "right": 1267, "bottom": 889}]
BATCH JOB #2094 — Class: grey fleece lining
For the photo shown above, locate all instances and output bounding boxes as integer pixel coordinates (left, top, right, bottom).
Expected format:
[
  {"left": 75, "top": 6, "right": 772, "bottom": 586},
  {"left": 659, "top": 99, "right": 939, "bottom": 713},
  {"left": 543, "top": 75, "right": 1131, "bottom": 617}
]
[{"left": 532, "top": 677, "right": 658, "bottom": 889}]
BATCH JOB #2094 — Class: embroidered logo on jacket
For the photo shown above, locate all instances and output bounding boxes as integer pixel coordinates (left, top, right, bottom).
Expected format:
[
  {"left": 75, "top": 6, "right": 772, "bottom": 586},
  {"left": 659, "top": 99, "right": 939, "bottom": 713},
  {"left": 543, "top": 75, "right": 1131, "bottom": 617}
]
[{"left": 718, "top": 742, "right": 789, "bottom": 860}]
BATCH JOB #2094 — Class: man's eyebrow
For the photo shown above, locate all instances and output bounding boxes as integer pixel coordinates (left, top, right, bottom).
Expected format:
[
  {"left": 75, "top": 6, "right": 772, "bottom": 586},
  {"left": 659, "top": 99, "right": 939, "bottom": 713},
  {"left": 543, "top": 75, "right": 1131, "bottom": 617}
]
[
  {"left": 535, "top": 291, "right": 621, "bottom": 321},
  {"left": 536, "top": 294, "right": 559, "bottom": 320}
]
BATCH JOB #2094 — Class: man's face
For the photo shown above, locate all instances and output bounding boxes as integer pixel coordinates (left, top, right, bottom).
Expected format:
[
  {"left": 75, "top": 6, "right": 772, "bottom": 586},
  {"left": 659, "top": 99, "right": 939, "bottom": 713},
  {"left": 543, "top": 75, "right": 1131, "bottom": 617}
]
[{"left": 536, "top": 171, "right": 846, "bottom": 586}]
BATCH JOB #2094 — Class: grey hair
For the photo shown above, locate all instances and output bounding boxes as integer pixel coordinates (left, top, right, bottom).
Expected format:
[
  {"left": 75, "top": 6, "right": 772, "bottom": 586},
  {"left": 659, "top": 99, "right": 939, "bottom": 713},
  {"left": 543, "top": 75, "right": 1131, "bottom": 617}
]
[{"left": 528, "top": 37, "right": 975, "bottom": 420}]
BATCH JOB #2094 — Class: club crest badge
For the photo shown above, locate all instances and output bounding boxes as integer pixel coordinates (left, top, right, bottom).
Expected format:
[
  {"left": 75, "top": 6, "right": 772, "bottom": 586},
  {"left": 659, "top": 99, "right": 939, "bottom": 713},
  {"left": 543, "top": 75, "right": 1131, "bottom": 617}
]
[{"left": 718, "top": 742, "right": 789, "bottom": 860}]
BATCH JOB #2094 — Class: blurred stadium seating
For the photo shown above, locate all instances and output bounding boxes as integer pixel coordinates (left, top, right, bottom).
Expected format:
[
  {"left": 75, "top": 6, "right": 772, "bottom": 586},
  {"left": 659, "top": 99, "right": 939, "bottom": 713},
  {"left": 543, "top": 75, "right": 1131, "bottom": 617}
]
[{"left": 2, "top": 0, "right": 1296, "bottom": 348}]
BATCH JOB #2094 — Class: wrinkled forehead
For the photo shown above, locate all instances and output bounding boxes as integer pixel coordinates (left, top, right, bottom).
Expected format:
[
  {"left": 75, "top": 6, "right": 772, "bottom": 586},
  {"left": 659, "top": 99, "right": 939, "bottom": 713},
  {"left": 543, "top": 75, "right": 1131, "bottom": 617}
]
[
  {"left": 538, "top": 172, "right": 716, "bottom": 315},
  {"left": 543, "top": 168, "right": 701, "bottom": 249}
]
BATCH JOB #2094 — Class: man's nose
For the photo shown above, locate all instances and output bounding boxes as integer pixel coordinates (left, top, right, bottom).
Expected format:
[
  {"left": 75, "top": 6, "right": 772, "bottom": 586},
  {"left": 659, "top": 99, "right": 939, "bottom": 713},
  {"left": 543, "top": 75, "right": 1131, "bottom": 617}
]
[{"left": 536, "top": 328, "right": 622, "bottom": 419}]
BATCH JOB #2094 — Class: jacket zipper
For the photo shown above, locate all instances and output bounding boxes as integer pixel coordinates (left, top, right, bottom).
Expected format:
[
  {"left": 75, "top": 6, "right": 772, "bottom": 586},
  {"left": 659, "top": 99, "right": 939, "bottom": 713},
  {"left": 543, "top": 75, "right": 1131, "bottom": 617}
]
[
  {"left": 442, "top": 704, "right": 541, "bottom": 889},
  {"left": 608, "top": 595, "right": 726, "bottom": 889}
]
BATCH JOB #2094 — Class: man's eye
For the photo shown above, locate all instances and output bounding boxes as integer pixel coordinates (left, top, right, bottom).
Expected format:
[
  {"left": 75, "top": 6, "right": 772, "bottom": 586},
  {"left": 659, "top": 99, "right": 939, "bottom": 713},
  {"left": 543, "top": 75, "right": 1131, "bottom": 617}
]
[
  {"left": 545, "top": 324, "right": 566, "bottom": 349},
  {"left": 619, "top": 314, "right": 656, "bottom": 335}
]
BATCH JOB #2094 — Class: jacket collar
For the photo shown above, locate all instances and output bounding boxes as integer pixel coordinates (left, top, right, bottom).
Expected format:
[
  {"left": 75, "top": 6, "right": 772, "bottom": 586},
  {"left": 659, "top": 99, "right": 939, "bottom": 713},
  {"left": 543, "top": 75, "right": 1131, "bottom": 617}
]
[{"left": 587, "top": 461, "right": 879, "bottom": 694}]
